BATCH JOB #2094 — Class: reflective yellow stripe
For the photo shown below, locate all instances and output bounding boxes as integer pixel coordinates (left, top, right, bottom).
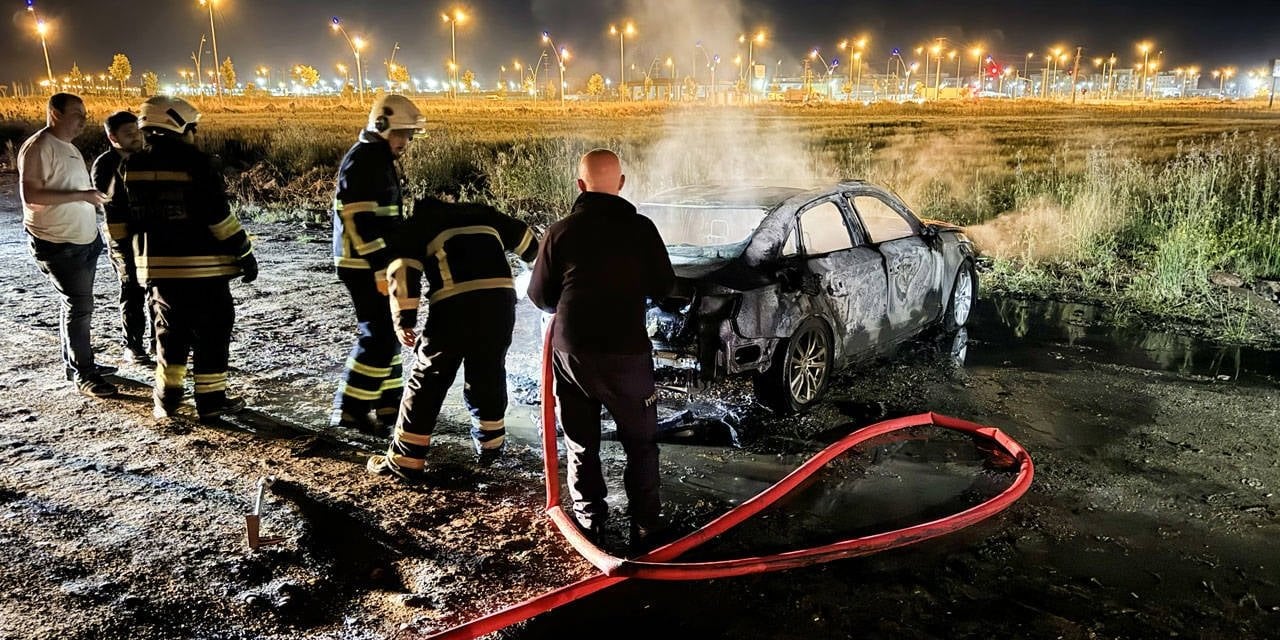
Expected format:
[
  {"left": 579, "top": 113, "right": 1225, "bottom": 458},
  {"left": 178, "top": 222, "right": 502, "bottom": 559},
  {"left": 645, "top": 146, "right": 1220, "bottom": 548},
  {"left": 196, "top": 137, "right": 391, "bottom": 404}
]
[
  {"left": 388, "top": 258, "right": 424, "bottom": 275},
  {"left": 347, "top": 358, "right": 392, "bottom": 378},
  {"left": 334, "top": 257, "right": 370, "bottom": 269},
  {"left": 138, "top": 266, "right": 241, "bottom": 280},
  {"left": 126, "top": 170, "right": 193, "bottom": 183},
  {"left": 437, "top": 249, "right": 454, "bottom": 288},
  {"left": 107, "top": 223, "right": 129, "bottom": 241},
  {"left": 475, "top": 419, "right": 505, "bottom": 432},
  {"left": 208, "top": 215, "right": 244, "bottom": 242},
  {"left": 338, "top": 382, "right": 382, "bottom": 401},
  {"left": 390, "top": 454, "right": 426, "bottom": 470},
  {"left": 393, "top": 296, "right": 418, "bottom": 311},
  {"left": 194, "top": 377, "right": 228, "bottom": 394},
  {"left": 374, "top": 205, "right": 401, "bottom": 217},
  {"left": 478, "top": 435, "right": 506, "bottom": 450},
  {"left": 428, "top": 277, "right": 515, "bottom": 304},
  {"left": 335, "top": 200, "right": 377, "bottom": 214},
  {"left": 513, "top": 229, "right": 534, "bottom": 256},
  {"left": 380, "top": 378, "right": 404, "bottom": 391},
  {"left": 426, "top": 225, "right": 503, "bottom": 255},
  {"left": 393, "top": 428, "right": 432, "bottom": 447},
  {"left": 390, "top": 355, "right": 403, "bottom": 366},
  {"left": 355, "top": 237, "right": 387, "bottom": 255},
  {"left": 136, "top": 255, "right": 237, "bottom": 267},
  {"left": 156, "top": 364, "right": 186, "bottom": 387}
]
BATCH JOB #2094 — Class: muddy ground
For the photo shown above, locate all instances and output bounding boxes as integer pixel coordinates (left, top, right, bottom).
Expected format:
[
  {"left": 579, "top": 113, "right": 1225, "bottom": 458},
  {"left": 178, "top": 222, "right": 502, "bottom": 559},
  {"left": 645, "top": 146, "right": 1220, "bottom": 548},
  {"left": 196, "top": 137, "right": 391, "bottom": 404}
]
[{"left": 2, "top": 173, "right": 1279, "bottom": 640}]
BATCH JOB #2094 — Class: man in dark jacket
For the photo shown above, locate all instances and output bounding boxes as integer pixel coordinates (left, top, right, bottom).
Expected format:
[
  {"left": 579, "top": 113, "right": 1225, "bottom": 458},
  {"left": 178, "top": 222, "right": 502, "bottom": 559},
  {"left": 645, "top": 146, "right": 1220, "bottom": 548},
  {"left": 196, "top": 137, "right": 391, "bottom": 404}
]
[
  {"left": 528, "top": 149, "right": 675, "bottom": 548},
  {"left": 367, "top": 197, "right": 539, "bottom": 481},
  {"left": 123, "top": 96, "right": 257, "bottom": 421},
  {"left": 330, "top": 94, "right": 424, "bottom": 436},
  {"left": 92, "top": 110, "right": 152, "bottom": 366}
]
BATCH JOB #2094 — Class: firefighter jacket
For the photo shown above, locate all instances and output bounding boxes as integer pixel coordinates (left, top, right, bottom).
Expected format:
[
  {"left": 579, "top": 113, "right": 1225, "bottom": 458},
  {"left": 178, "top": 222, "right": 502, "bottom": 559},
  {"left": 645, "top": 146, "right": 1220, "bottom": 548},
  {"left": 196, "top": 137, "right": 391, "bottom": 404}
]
[
  {"left": 332, "top": 130, "right": 403, "bottom": 276},
  {"left": 121, "top": 131, "right": 253, "bottom": 282},
  {"left": 388, "top": 197, "right": 539, "bottom": 330}
]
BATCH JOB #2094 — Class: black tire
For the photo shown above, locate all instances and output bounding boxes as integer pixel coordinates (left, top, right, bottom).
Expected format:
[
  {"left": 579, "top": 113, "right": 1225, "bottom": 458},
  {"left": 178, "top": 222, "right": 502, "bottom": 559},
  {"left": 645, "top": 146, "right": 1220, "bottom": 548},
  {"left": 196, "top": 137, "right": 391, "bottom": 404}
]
[
  {"left": 753, "top": 317, "right": 834, "bottom": 415},
  {"left": 944, "top": 261, "right": 977, "bottom": 331}
]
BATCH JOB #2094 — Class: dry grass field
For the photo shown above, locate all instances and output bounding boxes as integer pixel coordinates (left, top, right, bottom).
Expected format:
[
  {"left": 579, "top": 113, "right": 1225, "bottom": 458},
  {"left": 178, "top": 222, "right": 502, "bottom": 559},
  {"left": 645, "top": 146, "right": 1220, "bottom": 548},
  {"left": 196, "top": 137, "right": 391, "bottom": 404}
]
[{"left": 4, "top": 96, "right": 1279, "bottom": 342}]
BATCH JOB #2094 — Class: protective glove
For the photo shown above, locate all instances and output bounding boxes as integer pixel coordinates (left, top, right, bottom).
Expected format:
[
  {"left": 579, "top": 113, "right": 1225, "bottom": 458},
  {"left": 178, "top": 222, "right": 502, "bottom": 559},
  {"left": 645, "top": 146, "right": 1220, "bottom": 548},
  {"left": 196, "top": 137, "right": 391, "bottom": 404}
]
[{"left": 238, "top": 254, "right": 259, "bottom": 284}]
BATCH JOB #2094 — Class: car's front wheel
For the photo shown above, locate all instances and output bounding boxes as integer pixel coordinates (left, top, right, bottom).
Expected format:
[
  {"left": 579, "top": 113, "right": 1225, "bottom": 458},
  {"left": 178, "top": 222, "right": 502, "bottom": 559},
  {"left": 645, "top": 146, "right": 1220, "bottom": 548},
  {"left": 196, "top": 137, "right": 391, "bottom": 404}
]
[
  {"left": 945, "top": 262, "right": 976, "bottom": 330},
  {"left": 754, "top": 317, "right": 833, "bottom": 415}
]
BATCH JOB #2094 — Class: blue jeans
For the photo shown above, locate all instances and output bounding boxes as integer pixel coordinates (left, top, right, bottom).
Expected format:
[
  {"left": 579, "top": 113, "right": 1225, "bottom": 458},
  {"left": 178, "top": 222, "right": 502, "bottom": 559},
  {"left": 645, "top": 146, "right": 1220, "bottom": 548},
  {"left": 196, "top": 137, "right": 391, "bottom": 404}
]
[{"left": 29, "top": 234, "right": 104, "bottom": 377}]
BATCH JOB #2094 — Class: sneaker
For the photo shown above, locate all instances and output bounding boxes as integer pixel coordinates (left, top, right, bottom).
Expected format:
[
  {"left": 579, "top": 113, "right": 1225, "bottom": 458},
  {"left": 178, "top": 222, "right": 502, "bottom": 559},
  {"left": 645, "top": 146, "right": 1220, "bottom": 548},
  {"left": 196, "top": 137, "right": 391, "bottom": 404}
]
[
  {"left": 65, "top": 364, "right": 119, "bottom": 381},
  {"left": 366, "top": 454, "right": 424, "bottom": 483},
  {"left": 330, "top": 411, "right": 390, "bottom": 438},
  {"left": 197, "top": 396, "right": 247, "bottom": 422},
  {"left": 74, "top": 374, "right": 117, "bottom": 398}
]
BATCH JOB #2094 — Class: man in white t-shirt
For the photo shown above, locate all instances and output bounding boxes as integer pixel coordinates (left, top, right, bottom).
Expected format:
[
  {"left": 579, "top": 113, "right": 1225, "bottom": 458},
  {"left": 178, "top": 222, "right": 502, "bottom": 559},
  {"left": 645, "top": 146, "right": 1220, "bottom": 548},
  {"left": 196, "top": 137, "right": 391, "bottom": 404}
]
[{"left": 18, "top": 93, "right": 118, "bottom": 398}]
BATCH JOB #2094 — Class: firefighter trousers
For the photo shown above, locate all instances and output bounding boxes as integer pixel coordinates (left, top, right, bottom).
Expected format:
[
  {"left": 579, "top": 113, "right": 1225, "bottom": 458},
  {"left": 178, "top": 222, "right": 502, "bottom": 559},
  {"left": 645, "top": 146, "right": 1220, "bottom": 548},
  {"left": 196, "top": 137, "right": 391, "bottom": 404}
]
[
  {"left": 149, "top": 279, "right": 235, "bottom": 411},
  {"left": 551, "top": 349, "right": 661, "bottom": 531},
  {"left": 387, "top": 292, "right": 514, "bottom": 471},
  {"left": 335, "top": 268, "right": 404, "bottom": 424}
]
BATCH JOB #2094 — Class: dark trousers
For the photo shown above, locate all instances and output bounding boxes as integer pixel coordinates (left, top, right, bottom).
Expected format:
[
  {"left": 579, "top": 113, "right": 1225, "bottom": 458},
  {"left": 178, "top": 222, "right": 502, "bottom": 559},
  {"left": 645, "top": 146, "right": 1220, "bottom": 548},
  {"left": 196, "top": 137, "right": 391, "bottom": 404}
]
[
  {"left": 107, "top": 245, "right": 151, "bottom": 355},
  {"left": 28, "top": 234, "right": 103, "bottom": 377},
  {"left": 150, "top": 279, "right": 234, "bottom": 409},
  {"left": 552, "top": 349, "right": 660, "bottom": 530},
  {"left": 390, "top": 293, "right": 514, "bottom": 465},
  {"left": 335, "top": 268, "right": 403, "bottom": 423}
]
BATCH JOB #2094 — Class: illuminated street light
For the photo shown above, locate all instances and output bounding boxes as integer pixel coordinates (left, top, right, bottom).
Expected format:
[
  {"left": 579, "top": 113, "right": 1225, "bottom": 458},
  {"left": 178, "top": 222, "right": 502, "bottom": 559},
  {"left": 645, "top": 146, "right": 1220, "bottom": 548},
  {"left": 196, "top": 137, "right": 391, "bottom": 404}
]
[
  {"left": 1138, "top": 41, "right": 1153, "bottom": 99},
  {"left": 838, "top": 36, "right": 868, "bottom": 102},
  {"left": 26, "top": 2, "right": 55, "bottom": 89},
  {"left": 331, "top": 17, "right": 366, "bottom": 102},
  {"left": 971, "top": 45, "right": 984, "bottom": 92},
  {"left": 739, "top": 31, "right": 767, "bottom": 102},
  {"left": 442, "top": 9, "right": 467, "bottom": 100},
  {"left": 609, "top": 22, "right": 636, "bottom": 100},
  {"left": 197, "top": 0, "right": 224, "bottom": 97},
  {"left": 542, "top": 31, "right": 569, "bottom": 107}
]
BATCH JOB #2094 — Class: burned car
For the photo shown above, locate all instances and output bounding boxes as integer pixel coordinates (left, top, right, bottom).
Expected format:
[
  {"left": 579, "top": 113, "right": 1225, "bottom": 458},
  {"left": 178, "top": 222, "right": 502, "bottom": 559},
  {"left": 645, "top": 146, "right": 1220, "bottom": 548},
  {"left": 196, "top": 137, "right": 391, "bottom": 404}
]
[{"left": 642, "top": 181, "right": 977, "bottom": 413}]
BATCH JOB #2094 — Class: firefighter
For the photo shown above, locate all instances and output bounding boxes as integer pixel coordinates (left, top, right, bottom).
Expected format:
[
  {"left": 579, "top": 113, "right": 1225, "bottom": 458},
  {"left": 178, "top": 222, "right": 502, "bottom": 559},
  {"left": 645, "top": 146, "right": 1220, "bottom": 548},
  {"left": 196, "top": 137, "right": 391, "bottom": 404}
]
[
  {"left": 330, "top": 94, "right": 424, "bottom": 436},
  {"left": 366, "top": 196, "right": 539, "bottom": 481},
  {"left": 123, "top": 96, "right": 257, "bottom": 421}
]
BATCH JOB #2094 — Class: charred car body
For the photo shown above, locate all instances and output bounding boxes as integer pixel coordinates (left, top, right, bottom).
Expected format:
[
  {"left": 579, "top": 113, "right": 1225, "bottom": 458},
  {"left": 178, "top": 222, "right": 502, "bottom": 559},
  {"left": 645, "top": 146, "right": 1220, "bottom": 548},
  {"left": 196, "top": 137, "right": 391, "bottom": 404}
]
[{"left": 641, "top": 181, "right": 977, "bottom": 413}]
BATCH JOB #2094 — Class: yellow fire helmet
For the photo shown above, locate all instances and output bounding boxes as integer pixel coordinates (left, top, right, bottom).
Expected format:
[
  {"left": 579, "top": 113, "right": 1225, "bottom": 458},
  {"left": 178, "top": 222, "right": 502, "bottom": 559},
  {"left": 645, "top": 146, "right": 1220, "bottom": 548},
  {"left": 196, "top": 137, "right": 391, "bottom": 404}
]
[
  {"left": 138, "top": 96, "right": 202, "bottom": 135},
  {"left": 366, "top": 94, "right": 426, "bottom": 138}
]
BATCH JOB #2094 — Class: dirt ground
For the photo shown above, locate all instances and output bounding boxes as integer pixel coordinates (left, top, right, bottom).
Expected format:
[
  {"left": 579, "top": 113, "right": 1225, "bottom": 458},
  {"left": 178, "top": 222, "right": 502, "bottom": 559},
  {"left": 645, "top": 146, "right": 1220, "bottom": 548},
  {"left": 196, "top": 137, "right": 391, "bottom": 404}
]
[{"left": 2, "top": 173, "right": 1279, "bottom": 640}]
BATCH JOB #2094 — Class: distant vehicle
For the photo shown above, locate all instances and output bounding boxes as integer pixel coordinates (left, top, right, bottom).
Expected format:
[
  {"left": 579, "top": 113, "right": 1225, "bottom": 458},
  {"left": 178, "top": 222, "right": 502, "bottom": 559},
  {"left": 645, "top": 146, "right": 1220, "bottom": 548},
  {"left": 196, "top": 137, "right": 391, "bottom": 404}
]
[{"left": 641, "top": 182, "right": 977, "bottom": 413}]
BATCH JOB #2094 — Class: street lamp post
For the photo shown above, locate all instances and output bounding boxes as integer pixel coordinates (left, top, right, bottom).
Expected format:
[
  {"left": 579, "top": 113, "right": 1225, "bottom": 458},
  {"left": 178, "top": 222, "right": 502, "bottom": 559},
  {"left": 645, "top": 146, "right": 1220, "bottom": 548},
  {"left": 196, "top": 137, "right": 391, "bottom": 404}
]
[
  {"left": 1023, "top": 52, "right": 1033, "bottom": 98},
  {"left": 972, "top": 46, "right": 984, "bottom": 93},
  {"left": 198, "top": 0, "right": 222, "bottom": 96},
  {"left": 610, "top": 22, "right": 635, "bottom": 100},
  {"left": 542, "top": 32, "right": 569, "bottom": 107},
  {"left": 442, "top": 9, "right": 467, "bottom": 100},
  {"left": 665, "top": 58, "right": 677, "bottom": 100},
  {"left": 739, "top": 31, "right": 765, "bottom": 102},
  {"left": 330, "top": 17, "right": 366, "bottom": 103},
  {"left": 26, "top": 2, "right": 54, "bottom": 89},
  {"left": 949, "top": 50, "right": 958, "bottom": 94},
  {"left": 1138, "top": 42, "right": 1152, "bottom": 99},
  {"left": 931, "top": 44, "right": 943, "bottom": 100}
]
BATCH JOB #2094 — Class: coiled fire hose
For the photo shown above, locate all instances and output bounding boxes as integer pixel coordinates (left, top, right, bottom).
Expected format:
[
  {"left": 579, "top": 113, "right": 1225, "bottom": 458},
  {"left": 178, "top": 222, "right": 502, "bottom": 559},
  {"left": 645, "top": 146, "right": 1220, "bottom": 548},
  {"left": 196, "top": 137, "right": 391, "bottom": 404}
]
[{"left": 429, "top": 321, "right": 1034, "bottom": 638}]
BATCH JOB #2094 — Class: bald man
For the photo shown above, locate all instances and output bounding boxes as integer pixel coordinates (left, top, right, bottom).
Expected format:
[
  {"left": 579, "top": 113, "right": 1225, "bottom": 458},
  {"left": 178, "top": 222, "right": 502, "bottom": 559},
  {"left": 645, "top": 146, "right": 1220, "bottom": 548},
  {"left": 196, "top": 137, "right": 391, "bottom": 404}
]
[{"left": 529, "top": 149, "right": 675, "bottom": 550}]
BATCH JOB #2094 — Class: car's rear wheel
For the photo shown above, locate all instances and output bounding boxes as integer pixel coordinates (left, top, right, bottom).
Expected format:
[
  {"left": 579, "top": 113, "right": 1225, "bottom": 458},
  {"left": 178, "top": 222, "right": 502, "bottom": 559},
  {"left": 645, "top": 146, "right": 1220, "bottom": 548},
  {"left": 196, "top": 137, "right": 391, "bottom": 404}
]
[
  {"left": 945, "top": 262, "right": 976, "bottom": 330},
  {"left": 754, "top": 318, "right": 833, "bottom": 415}
]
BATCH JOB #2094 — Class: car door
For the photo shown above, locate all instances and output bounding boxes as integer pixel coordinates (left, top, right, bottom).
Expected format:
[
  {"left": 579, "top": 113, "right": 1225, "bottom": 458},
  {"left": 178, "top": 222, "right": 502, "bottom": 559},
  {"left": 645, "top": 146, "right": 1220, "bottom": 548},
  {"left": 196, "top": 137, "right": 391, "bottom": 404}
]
[
  {"left": 794, "top": 198, "right": 887, "bottom": 360},
  {"left": 847, "top": 190, "right": 939, "bottom": 338}
]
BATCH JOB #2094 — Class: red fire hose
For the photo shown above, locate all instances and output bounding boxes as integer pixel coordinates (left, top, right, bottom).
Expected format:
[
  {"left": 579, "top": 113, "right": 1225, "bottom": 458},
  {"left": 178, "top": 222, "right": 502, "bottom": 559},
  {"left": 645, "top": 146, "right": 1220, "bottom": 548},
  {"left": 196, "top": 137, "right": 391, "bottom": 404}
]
[{"left": 428, "top": 322, "right": 1034, "bottom": 638}]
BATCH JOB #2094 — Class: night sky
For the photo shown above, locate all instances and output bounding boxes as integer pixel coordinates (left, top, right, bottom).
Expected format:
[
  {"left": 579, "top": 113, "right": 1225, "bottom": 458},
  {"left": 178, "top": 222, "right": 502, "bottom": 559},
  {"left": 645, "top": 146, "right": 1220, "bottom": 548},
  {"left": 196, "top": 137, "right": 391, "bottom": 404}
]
[{"left": 5, "top": 0, "right": 1280, "bottom": 88}]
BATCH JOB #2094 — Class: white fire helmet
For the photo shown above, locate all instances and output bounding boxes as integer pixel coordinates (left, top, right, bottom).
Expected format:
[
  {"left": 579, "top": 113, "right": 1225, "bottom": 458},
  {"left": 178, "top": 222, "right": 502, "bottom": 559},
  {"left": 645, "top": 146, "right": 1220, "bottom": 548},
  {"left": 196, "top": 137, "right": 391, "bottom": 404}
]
[
  {"left": 138, "top": 96, "right": 202, "bottom": 135},
  {"left": 366, "top": 94, "right": 426, "bottom": 138}
]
